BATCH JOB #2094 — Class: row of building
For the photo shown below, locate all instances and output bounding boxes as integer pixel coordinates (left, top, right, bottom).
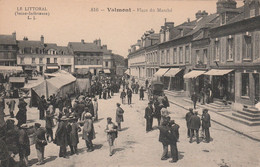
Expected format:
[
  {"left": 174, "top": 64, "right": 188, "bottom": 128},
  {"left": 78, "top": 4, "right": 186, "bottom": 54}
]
[
  {"left": 0, "top": 34, "right": 125, "bottom": 75},
  {"left": 128, "top": 0, "right": 260, "bottom": 109}
]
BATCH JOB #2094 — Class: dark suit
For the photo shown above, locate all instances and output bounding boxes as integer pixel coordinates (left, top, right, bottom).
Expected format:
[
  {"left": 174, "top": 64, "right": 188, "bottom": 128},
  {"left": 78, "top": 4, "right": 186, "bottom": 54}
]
[
  {"left": 55, "top": 121, "right": 68, "bottom": 157},
  {"left": 189, "top": 114, "right": 201, "bottom": 143},
  {"left": 202, "top": 113, "right": 211, "bottom": 142},
  {"left": 185, "top": 111, "right": 194, "bottom": 137},
  {"left": 168, "top": 124, "right": 179, "bottom": 162},
  {"left": 35, "top": 127, "right": 47, "bottom": 163},
  {"left": 144, "top": 106, "right": 153, "bottom": 132}
]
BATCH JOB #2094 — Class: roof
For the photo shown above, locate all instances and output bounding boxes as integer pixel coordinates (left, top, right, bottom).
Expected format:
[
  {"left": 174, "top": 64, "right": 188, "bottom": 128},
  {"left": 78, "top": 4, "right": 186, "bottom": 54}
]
[
  {"left": 17, "top": 40, "right": 44, "bottom": 48},
  {"left": 0, "top": 35, "right": 16, "bottom": 45},
  {"left": 68, "top": 42, "right": 103, "bottom": 52},
  {"left": 45, "top": 43, "right": 58, "bottom": 50}
]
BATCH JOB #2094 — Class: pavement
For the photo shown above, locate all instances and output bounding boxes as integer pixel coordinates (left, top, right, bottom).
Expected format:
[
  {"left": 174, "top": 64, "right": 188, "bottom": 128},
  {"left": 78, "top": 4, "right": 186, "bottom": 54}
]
[
  {"left": 2, "top": 87, "right": 260, "bottom": 167},
  {"left": 163, "top": 91, "right": 260, "bottom": 142}
]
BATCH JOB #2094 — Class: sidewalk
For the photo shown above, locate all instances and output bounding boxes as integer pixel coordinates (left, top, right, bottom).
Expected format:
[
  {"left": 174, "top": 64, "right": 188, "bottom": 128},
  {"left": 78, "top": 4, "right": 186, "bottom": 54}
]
[{"left": 164, "top": 92, "right": 260, "bottom": 142}]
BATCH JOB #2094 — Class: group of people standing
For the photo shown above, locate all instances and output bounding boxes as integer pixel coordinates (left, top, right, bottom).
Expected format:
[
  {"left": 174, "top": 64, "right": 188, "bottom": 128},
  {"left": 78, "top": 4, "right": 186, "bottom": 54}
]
[{"left": 185, "top": 108, "right": 211, "bottom": 144}]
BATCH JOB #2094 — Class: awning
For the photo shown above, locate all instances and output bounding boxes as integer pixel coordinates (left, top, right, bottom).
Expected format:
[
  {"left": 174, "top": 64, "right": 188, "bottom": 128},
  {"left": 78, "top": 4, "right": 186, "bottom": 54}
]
[
  {"left": 75, "top": 65, "right": 103, "bottom": 69},
  {"left": 164, "top": 68, "right": 182, "bottom": 77},
  {"left": 47, "top": 66, "right": 59, "bottom": 69},
  {"left": 124, "top": 69, "right": 130, "bottom": 75},
  {"left": 9, "top": 77, "right": 25, "bottom": 83},
  {"left": 184, "top": 70, "right": 206, "bottom": 79},
  {"left": 204, "top": 69, "right": 234, "bottom": 76},
  {"left": 104, "top": 69, "right": 111, "bottom": 74},
  {"left": 154, "top": 68, "right": 169, "bottom": 77},
  {"left": 0, "top": 66, "right": 23, "bottom": 73}
]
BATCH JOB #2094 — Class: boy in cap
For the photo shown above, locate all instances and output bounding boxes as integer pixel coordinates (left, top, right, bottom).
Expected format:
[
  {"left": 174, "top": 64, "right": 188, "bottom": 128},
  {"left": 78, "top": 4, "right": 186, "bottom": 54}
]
[
  {"left": 144, "top": 101, "right": 154, "bottom": 132},
  {"left": 35, "top": 123, "right": 47, "bottom": 165},
  {"left": 18, "top": 124, "right": 30, "bottom": 166},
  {"left": 116, "top": 103, "right": 124, "bottom": 131}
]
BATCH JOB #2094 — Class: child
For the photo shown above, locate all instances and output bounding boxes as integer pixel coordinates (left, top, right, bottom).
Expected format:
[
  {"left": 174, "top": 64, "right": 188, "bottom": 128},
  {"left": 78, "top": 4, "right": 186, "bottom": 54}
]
[{"left": 105, "top": 117, "right": 118, "bottom": 156}]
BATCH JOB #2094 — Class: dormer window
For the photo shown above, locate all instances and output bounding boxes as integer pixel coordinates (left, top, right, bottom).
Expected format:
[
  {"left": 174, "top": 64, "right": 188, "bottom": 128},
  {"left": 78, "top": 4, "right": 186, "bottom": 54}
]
[
  {"left": 250, "top": 8, "right": 256, "bottom": 18},
  {"left": 180, "top": 29, "right": 184, "bottom": 37},
  {"left": 165, "top": 27, "right": 170, "bottom": 42}
]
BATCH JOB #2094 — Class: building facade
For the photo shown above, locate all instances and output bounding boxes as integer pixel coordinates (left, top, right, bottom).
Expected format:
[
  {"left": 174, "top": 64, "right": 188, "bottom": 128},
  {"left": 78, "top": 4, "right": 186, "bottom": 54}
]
[
  {"left": 0, "top": 32, "right": 18, "bottom": 66},
  {"left": 209, "top": 0, "right": 260, "bottom": 108},
  {"left": 17, "top": 36, "right": 74, "bottom": 73}
]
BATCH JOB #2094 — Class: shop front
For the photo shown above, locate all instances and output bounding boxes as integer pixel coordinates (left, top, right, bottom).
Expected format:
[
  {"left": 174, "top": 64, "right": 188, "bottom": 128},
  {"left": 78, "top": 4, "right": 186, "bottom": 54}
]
[
  {"left": 204, "top": 69, "right": 235, "bottom": 102},
  {"left": 163, "top": 68, "right": 183, "bottom": 91},
  {"left": 184, "top": 70, "right": 207, "bottom": 96}
]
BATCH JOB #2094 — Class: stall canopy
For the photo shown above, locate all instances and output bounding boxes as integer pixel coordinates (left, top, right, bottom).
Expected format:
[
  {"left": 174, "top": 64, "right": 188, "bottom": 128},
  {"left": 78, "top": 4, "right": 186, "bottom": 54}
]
[
  {"left": 204, "top": 69, "right": 234, "bottom": 76},
  {"left": 0, "top": 66, "right": 23, "bottom": 73},
  {"left": 9, "top": 77, "right": 25, "bottom": 83},
  {"left": 164, "top": 68, "right": 182, "bottom": 77},
  {"left": 154, "top": 68, "right": 170, "bottom": 77},
  {"left": 124, "top": 69, "right": 130, "bottom": 75},
  {"left": 184, "top": 70, "right": 206, "bottom": 79},
  {"left": 104, "top": 69, "right": 111, "bottom": 74},
  {"left": 31, "top": 71, "right": 76, "bottom": 107}
]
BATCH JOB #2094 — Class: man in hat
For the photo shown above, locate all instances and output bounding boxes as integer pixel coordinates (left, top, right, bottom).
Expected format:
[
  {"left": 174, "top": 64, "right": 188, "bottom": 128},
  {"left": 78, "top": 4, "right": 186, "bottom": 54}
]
[
  {"left": 82, "top": 113, "right": 95, "bottom": 152},
  {"left": 139, "top": 86, "right": 145, "bottom": 100},
  {"left": 45, "top": 105, "right": 54, "bottom": 142},
  {"left": 18, "top": 124, "right": 30, "bottom": 166},
  {"left": 38, "top": 95, "right": 47, "bottom": 120},
  {"left": 127, "top": 88, "right": 132, "bottom": 105},
  {"left": 35, "top": 123, "right": 47, "bottom": 165},
  {"left": 116, "top": 103, "right": 124, "bottom": 131},
  {"left": 157, "top": 120, "right": 171, "bottom": 160},
  {"left": 105, "top": 117, "right": 118, "bottom": 156},
  {"left": 144, "top": 102, "right": 154, "bottom": 132},
  {"left": 201, "top": 109, "right": 211, "bottom": 143},
  {"left": 0, "top": 95, "right": 5, "bottom": 128},
  {"left": 185, "top": 108, "right": 194, "bottom": 138},
  {"left": 189, "top": 111, "right": 201, "bottom": 144},
  {"left": 16, "top": 97, "right": 27, "bottom": 127},
  {"left": 68, "top": 116, "right": 80, "bottom": 155},
  {"left": 168, "top": 120, "right": 179, "bottom": 163},
  {"left": 154, "top": 99, "right": 162, "bottom": 126},
  {"left": 55, "top": 116, "right": 69, "bottom": 158}
]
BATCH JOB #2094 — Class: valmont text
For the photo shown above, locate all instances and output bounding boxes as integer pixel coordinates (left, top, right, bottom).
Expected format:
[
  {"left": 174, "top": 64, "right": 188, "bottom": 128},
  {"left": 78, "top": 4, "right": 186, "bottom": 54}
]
[{"left": 107, "top": 8, "right": 131, "bottom": 12}]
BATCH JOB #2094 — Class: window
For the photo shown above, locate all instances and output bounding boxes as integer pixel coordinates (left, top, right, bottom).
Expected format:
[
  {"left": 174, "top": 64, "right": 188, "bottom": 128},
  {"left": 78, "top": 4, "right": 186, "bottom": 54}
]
[
  {"left": 47, "top": 58, "right": 50, "bottom": 64},
  {"left": 244, "top": 35, "right": 252, "bottom": 60},
  {"left": 195, "top": 50, "right": 200, "bottom": 64},
  {"left": 54, "top": 58, "right": 57, "bottom": 63},
  {"left": 203, "top": 49, "right": 208, "bottom": 64},
  {"left": 215, "top": 40, "right": 220, "bottom": 61},
  {"left": 32, "top": 58, "right": 35, "bottom": 64},
  {"left": 78, "top": 58, "right": 81, "bottom": 65},
  {"left": 179, "top": 47, "right": 183, "bottom": 63},
  {"left": 166, "top": 50, "right": 170, "bottom": 64},
  {"left": 227, "top": 37, "right": 234, "bottom": 60},
  {"left": 242, "top": 73, "right": 249, "bottom": 97},
  {"left": 90, "top": 59, "right": 94, "bottom": 65},
  {"left": 173, "top": 48, "right": 177, "bottom": 63},
  {"left": 83, "top": 59, "right": 87, "bottom": 65},
  {"left": 96, "top": 59, "right": 100, "bottom": 65},
  {"left": 105, "top": 61, "right": 108, "bottom": 67},
  {"left": 39, "top": 58, "right": 43, "bottom": 64},
  {"left": 185, "top": 46, "right": 190, "bottom": 63},
  {"left": 161, "top": 50, "right": 165, "bottom": 64},
  {"left": 250, "top": 9, "right": 255, "bottom": 18},
  {"left": 221, "top": 13, "right": 226, "bottom": 25},
  {"left": 20, "top": 57, "right": 24, "bottom": 64},
  {"left": 8, "top": 46, "right": 12, "bottom": 50}
]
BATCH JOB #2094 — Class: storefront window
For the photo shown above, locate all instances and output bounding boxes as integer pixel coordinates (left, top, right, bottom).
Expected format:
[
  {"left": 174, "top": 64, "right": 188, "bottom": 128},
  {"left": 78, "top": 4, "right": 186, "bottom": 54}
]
[{"left": 242, "top": 73, "right": 250, "bottom": 97}]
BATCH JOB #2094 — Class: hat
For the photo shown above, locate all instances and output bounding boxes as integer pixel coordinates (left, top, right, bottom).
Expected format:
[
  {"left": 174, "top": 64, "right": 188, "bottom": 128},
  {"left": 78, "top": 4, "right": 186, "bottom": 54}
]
[
  {"left": 189, "top": 108, "right": 193, "bottom": 112},
  {"left": 203, "top": 109, "right": 208, "bottom": 113},
  {"left": 34, "top": 123, "right": 41, "bottom": 128},
  {"left": 116, "top": 103, "right": 121, "bottom": 106},
  {"left": 85, "top": 112, "right": 92, "bottom": 118},
  {"left": 148, "top": 101, "right": 153, "bottom": 105},
  {"left": 169, "top": 120, "right": 175, "bottom": 125},
  {"left": 20, "top": 124, "right": 29, "bottom": 129},
  {"left": 61, "top": 116, "right": 68, "bottom": 121},
  {"left": 107, "top": 117, "right": 112, "bottom": 121}
]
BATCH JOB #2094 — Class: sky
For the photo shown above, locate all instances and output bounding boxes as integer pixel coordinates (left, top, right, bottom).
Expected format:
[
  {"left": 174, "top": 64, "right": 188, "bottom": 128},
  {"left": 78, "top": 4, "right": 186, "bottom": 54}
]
[{"left": 0, "top": 0, "right": 243, "bottom": 57}]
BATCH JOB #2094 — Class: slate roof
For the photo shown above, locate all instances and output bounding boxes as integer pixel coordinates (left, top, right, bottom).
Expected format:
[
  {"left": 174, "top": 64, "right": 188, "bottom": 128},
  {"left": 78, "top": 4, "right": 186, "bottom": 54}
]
[
  {"left": 68, "top": 42, "right": 102, "bottom": 52},
  {"left": 0, "top": 35, "right": 16, "bottom": 45},
  {"left": 17, "top": 40, "right": 44, "bottom": 48}
]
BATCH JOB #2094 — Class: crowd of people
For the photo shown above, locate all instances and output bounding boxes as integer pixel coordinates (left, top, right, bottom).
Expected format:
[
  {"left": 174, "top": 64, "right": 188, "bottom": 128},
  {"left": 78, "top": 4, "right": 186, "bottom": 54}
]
[{"left": 0, "top": 74, "right": 213, "bottom": 166}]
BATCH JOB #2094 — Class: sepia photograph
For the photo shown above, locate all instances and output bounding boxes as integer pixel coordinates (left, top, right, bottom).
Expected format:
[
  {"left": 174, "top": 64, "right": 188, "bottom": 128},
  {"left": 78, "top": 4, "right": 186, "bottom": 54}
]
[{"left": 0, "top": 0, "right": 260, "bottom": 166}]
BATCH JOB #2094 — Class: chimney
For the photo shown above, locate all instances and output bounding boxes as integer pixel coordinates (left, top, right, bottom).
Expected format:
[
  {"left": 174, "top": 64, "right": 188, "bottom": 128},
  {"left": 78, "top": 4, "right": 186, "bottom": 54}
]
[
  {"left": 216, "top": 0, "right": 237, "bottom": 14},
  {"left": 40, "top": 35, "right": 44, "bottom": 43},
  {"left": 165, "top": 22, "right": 174, "bottom": 29},
  {"left": 102, "top": 45, "right": 107, "bottom": 50},
  {"left": 81, "top": 39, "right": 85, "bottom": 44},
  {"left": 23, "top": 37, "right": 28, "bottom": 41},
  {"left": 97, "top": 39, "right": 101, "bottom": 47},
  {"left": 187, "top": 18, "right": 190, "bottom": 23},
  {"left": 12, "top": 32, "right": 16, "bottom": 40},
  {"left": 196, "top": 10, "right": 208, "bottom": 19}
]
